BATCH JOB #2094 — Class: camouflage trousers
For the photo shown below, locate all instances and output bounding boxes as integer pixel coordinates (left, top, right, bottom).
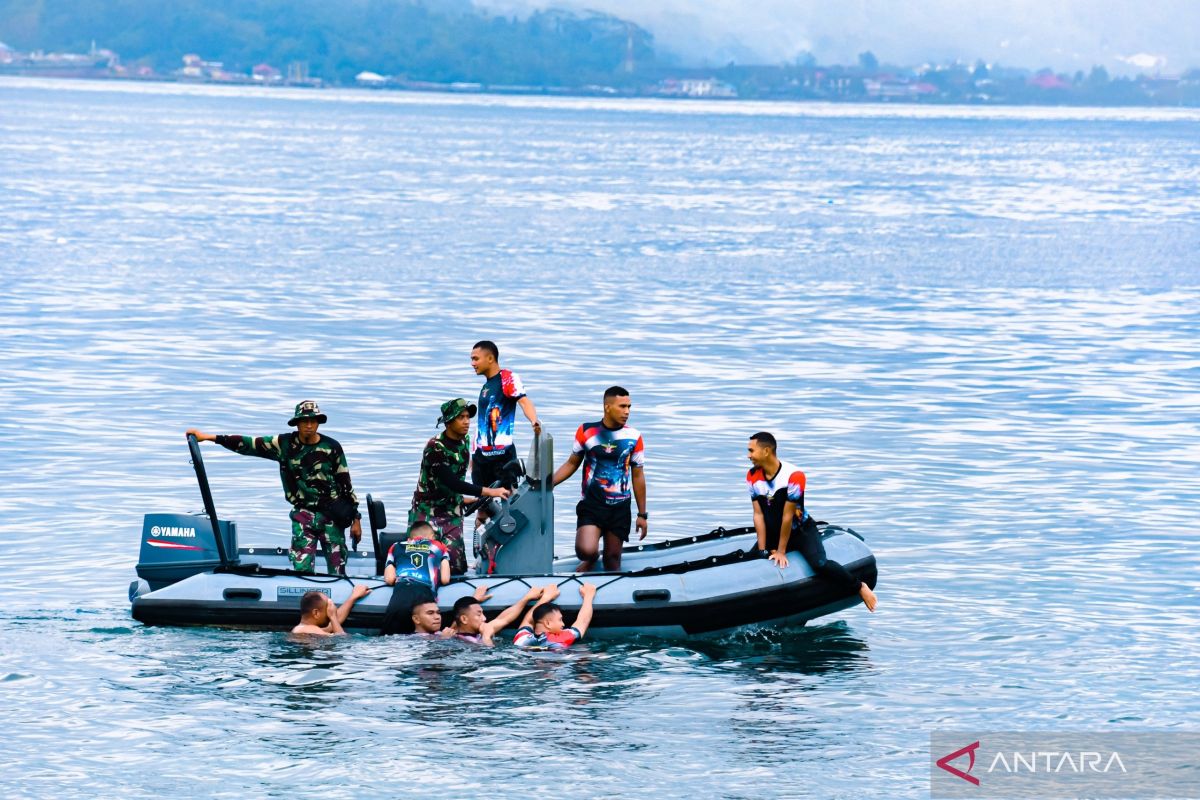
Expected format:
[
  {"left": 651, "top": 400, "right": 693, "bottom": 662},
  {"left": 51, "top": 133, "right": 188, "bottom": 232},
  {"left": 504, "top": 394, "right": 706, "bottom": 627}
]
[
  {"left": 289, "top": 508, "right": 347, "bottom": 574},
  {"left": 408, "top": 507, "right": 467, "bottom": 575}
]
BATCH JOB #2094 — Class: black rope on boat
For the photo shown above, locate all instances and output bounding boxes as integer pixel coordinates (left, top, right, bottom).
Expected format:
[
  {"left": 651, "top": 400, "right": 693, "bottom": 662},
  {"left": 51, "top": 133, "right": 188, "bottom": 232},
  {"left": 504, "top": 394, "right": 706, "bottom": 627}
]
[
  {"left": 218, "top": 564, "right": 374, "bottom": 587},
  {"left": 555, "top": 574, "right": 623, "bottom": 593},
  {"left": 449, "top": 576, "right": 536, "bottom": 595}
]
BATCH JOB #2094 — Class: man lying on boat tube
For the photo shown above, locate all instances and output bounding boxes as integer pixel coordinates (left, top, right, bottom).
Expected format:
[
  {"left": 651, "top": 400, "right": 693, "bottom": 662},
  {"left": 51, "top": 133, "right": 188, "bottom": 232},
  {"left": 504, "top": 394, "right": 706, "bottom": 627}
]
[
  {"left": 379, "top": 521, "right": 451, "bottom": 636},
  {"left": 186, "top": 400, "right": 362, "bottom": 575},
  {"left": 747, "top": 432, "right": 877, "bottom": 612}
]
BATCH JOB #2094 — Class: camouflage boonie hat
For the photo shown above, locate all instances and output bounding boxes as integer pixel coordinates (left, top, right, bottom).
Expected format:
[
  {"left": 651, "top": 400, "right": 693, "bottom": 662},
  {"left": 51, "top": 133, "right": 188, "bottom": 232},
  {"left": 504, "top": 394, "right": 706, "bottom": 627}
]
[
  {"left": 288, "top": 400, "right": 328, "bottom": 426},
  {"left": 438, "top": 397, "right": 477, "bottom": 426}
]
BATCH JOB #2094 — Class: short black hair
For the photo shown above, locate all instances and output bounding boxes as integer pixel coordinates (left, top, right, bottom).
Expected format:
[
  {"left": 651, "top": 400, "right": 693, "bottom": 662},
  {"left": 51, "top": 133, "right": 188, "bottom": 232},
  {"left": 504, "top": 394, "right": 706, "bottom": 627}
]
[
  {"left": 473, "top": 340, "right": 499, "bottom": 360},
  {"left": 452, "top": 595, "right": 480, "bottom": 623},
  {"left": 408, "top": 520, "right": 434, "bottom": 537},
  {"left": 300, "top": 591, "right": 327, "bottom": 616},
  {"left": 750, "top": 431, "right": 777, "bottom": 451},
  {"left": 603, "top": 386, "right": 629, "bottom": 401},
  {"left": 532, "top": 602, "right": 561, "bottom": 625}
]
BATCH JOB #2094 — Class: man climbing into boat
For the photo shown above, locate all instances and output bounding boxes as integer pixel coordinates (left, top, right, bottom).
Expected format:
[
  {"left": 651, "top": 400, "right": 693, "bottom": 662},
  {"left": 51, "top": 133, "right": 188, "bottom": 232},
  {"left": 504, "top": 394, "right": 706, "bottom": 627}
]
[
  {"left": 410, "top": 397, "right": 512, "bottom": 574},
  {"left": 442, "top": 585, "right": 552, "bottom": 646},
  {"left": 747, "top": 432, "right": 877, "bottom": 611},
  {"left": 379, "top": 521, "right": 451, "bottom": 635},
  {"left": 291, "top": 585, "right": 371, "bottom": 636},
  {"left": 551, "top": 386, "right": 648, "bottom": 572},
  {"left": 513, "top": 582, "right": 597, "bottom": 650},
  {"left": 469, "top": 341, "right": 541, "bottom": 535},
  {"left": 185, "top": 400, "right": 362, "bottom": 575}
]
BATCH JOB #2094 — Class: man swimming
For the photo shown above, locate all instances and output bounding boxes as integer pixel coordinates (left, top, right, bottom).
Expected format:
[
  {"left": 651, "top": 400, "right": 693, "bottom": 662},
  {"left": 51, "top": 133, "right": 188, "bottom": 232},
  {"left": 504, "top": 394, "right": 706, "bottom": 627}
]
[
  {"left": 441, "top": 585, "right": 552, "bottom": 646},
  {"left": 409, "top": 600, "right": 444, "bottom": 637},
  {"left": 513, "top": 583, "right": 597, "bottom": 650}
]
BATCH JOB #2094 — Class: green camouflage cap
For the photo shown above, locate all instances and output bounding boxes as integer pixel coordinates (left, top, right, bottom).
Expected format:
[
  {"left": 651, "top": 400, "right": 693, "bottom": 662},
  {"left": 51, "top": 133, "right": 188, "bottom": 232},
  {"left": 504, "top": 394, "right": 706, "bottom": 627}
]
[
  {"left": 288, "top": 399, "right": 328, "bottom": 426},
  {"left": 438, "top": 397, "right": 477, "bottom": 426}
]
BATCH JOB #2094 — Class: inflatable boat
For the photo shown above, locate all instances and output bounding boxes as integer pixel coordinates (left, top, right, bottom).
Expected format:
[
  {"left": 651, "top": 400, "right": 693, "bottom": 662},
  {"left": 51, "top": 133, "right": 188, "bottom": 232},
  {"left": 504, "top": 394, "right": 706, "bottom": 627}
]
[{"left": 129, "top": 434, "right": 877, "bottom": 638}]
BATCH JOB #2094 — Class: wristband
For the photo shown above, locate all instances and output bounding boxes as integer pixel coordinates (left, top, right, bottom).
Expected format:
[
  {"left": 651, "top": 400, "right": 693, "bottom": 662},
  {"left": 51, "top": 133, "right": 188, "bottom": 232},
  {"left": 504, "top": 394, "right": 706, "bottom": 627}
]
[{"left": 637, "top": 512, "right": 648, "bottom": 519}]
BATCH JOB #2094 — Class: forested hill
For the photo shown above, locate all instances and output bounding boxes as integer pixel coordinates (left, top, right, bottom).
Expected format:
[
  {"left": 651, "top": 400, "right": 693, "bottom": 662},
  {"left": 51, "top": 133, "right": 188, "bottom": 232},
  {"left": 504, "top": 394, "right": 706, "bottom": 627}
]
[{"left": 0, "top": 0, "right": 656, "bottom": 85}]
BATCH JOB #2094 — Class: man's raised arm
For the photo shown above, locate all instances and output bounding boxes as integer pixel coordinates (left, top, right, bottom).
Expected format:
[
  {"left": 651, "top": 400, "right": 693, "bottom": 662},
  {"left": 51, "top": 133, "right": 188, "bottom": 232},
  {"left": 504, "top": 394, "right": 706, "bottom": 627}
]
[
  {"left": 485, "top": 586, "right": 546, "bottom": 634},
  {"left": 572, "top": 583, "right": 598, "bottom": 638}
]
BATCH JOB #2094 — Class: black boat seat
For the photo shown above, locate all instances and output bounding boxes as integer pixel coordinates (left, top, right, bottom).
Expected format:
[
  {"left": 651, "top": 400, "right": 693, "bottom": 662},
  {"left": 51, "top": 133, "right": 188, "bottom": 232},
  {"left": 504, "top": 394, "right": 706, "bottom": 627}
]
[
  {"left": 376, "top": 531, "right": 408, "bottom": 576},
  {"left": 366, "top": 494, "right": 392, "bottom": 575}
]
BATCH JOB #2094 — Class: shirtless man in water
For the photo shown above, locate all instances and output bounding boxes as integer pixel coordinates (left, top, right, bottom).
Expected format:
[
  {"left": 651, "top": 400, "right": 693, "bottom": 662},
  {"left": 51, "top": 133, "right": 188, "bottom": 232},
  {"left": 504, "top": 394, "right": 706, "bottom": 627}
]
[{"left": 291, "top": 585, "right": 372, "bottom": 635}]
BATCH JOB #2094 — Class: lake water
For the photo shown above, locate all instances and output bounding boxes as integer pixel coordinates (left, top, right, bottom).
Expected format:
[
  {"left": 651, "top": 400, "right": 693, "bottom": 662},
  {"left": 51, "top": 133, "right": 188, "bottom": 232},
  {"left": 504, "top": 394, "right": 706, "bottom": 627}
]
[{"left": 1, "top": 77, "right": 1198, "bottom": 799}]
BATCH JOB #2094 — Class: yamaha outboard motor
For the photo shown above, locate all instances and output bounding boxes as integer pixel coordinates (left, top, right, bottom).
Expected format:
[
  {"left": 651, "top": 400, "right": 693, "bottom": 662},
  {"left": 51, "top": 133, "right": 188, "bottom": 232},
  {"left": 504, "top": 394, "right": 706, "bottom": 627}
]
[
  {"left": 135, "top": 434, "right": 239, "bottom": 592},
  {"left": 136, "top": 513, "right": 238, "bottom": 591}
]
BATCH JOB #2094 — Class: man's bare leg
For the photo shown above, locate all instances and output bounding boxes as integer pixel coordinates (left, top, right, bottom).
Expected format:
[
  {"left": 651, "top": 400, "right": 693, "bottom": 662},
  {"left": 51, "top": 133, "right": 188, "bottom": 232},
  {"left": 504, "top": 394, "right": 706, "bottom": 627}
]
[
  {"left": 575, "top": 525, "right": 602, "bottom": 572},
  {"left": 601, "top": 530, "right": 625, "bottom": 572},
  {"left": 859, "top": 583, "right": 878, "bottom": 612}
]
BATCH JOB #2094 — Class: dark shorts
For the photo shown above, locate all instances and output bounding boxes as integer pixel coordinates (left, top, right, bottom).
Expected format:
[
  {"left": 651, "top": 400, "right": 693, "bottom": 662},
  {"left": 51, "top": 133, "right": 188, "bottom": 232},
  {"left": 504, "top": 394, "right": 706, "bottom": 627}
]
[
  {"left": 471, "top": 447, "right": 518, "bottom": 489},
  {"left": 380, "top": 579, "right": 436, "bottom": 636},
  {"left": 576, "top": 496, "right": 632, "bottom": 542}
]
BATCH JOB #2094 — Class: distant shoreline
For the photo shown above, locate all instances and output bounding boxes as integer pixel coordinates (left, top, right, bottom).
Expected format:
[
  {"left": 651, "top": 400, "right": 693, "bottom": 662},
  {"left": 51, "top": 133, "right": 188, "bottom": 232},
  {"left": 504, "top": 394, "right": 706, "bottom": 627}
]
[{"left": 5, "top": 74, "right": 1200, "bottom": 121}]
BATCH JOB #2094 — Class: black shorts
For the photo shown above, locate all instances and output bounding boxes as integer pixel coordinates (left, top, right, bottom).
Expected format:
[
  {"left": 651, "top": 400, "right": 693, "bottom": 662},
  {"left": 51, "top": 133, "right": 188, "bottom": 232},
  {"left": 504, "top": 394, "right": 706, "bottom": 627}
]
[
  {"left": 380, "top": 579, "right": 436, "bottom": 636},
  {"left": 576, "top": 496, "right": 632, "bottom": 542},
  {"left": 471, "top": 447, "right": 518, "bottom": 489}
]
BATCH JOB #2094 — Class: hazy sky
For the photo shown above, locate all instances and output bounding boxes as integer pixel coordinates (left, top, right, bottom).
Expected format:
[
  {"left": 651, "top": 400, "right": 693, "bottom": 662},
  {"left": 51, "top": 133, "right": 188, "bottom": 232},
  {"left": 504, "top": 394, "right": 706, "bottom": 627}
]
[{"left": 475, "top": 0, "right": 1200, "bottom": 73}]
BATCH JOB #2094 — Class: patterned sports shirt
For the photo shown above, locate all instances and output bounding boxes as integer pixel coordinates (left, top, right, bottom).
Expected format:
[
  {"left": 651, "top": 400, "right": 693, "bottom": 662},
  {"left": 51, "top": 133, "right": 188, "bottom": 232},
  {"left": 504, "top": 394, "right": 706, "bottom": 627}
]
[
  {"left": 514, "top": 625, "right": 581, "bottom": 650},
  {"left": 747, "top": 460, "right": 808, "bottom": 532},
  {"left": 474, "top": 369, "right": 526, "bottom": 459},
  {"left": 571, "top": 421, "right": 645, "bottom": 505},
  {"left": 385, "top": 538, "right": 450, "bottom": 591}
]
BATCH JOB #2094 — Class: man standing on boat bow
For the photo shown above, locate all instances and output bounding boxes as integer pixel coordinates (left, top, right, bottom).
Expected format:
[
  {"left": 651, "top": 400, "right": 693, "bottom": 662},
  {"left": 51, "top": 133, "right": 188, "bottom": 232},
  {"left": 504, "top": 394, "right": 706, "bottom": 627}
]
[
  {"left": 186, "top": 400, "right": 362, "bottom": 575},
  {"left": 746, "top": 432, "right": 877, "bottom": 611}
]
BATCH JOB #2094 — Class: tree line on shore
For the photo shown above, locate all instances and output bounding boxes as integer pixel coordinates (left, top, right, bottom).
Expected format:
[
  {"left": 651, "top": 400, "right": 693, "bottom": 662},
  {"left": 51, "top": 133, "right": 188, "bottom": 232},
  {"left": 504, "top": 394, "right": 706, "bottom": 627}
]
[
  {"left": 0, "top": 0, "right": 654, "bottom": 87},
  {"left": 2, "top": 0, "right": 1197, "bottom": 105}
]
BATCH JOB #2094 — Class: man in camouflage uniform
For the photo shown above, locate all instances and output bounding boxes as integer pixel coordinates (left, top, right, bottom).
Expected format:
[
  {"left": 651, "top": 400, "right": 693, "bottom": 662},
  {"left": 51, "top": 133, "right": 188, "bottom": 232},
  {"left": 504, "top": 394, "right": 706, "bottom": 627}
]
[
  {"left": 410, "top": 398, "right": 510, "bottom": 575},
  {"left": 186, "top": 400, "right": 362, "bottom": 574}
]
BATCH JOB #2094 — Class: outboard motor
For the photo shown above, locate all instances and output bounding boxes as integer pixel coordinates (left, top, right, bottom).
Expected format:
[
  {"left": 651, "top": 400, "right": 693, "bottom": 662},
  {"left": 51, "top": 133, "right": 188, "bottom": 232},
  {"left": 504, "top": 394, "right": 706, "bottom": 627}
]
[
  {"left": 136, "top": 513, "right": 238, "bottom": 591},
  {"left": 135, "top": 434, "right": 240, "bottom": 592}
]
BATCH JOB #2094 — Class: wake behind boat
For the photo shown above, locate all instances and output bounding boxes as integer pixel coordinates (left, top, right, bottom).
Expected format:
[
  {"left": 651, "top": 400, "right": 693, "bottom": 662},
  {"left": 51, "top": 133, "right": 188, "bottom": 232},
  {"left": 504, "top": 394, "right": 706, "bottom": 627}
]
[{"left": 129, "top": 434, "right": 878, "bottom": 638}]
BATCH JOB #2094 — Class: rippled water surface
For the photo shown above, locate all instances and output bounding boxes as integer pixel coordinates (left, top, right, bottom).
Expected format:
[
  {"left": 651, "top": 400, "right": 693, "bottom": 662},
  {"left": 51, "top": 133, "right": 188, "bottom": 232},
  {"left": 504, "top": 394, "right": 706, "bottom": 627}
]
[{"left": 1, "top": 78, "right": 1198, "bottom": 799}]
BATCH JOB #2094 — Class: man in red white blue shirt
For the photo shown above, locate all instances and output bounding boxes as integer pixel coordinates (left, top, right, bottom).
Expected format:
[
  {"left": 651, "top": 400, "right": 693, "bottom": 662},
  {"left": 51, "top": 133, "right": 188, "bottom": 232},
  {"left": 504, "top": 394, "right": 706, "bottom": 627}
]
[
  {"left": 513, "top": 582, "right": 597, "bottom": 650},
  {"left": 746, "top": 431, "right": 877, "bottom": 611},
  {"left": 551, "top": 386, "right": 647, "bottom": 572},
  {"left": 470, "top": 340, "right": 541, "bottom": 531}
]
